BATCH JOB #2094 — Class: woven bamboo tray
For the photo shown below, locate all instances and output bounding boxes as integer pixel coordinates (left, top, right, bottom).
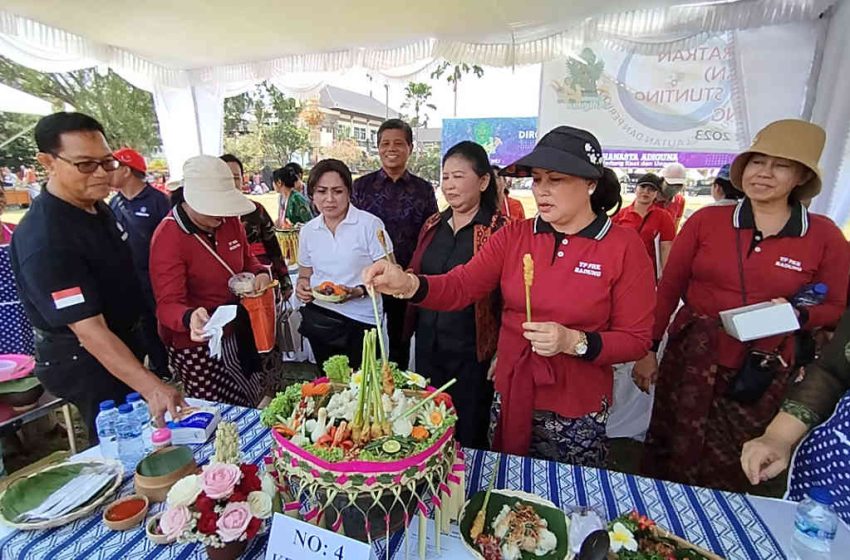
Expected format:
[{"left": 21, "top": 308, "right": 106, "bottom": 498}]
[{"left": 0, "top": 459, "right": 124, "bottom": 530}]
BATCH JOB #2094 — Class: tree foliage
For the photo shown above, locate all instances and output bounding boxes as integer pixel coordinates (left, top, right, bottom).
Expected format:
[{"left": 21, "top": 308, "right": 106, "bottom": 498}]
[
  {"left": 430, "top": 61, "right": 485, "bottom": 116},
  {"left": 408, "top": 143, "right": 441, "bottom": 184},
  {"left": 223, "top": 82, "right": 311, "bottom": 170},
  {"left": 0, "top": 112, "right": 39, "bottom": 168},
  {"left": 0, "top": 55, "right": 161, "bottom": 154},
  {"left": 401, "top": 82, "right": 437, "bottom": 128}
]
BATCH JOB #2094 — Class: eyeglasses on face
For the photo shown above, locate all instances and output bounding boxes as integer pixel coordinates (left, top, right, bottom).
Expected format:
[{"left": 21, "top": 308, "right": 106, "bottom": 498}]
[{"left": 52, "top": 153, "right": 120, "bottom": 174}]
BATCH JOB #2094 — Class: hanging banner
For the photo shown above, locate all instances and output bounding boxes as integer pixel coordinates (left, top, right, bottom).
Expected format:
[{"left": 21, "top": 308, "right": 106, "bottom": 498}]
[
  {"left": 442, "top": 117, "right": 538, "bottom": 166},
  {"left": 540, "top": 34, "right": 743, "bottom": 153}
]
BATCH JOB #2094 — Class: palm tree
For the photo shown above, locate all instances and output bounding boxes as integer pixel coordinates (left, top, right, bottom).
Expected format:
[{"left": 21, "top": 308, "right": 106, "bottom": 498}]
[
  {"left": 431, "top": 61, "right": 485, "bottom": 117},
  {"left": 401, "top": 82, "right": 437, "bottom": 129}
]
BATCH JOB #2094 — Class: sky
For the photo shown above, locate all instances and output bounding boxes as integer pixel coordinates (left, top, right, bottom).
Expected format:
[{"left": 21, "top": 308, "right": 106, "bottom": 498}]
[{"left": 321, "top": 63, "right": 542, "bottom": 126}]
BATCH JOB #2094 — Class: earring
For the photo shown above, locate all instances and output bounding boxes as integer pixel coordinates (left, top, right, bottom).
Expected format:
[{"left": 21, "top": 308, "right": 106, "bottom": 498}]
[{"left": 588, "top": 189, "right": 595, "bottom": 195}]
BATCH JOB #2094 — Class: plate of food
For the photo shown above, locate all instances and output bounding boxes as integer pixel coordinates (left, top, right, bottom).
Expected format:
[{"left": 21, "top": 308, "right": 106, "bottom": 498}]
[
  {"left": 0, "top": 459, "right": 124, "bottom": 530},
  {"left": 459, "top": 489, "right": 569, "bottom": 560},
  {"left": 312, "top": 281, "right": 349, "bottom": 303}
]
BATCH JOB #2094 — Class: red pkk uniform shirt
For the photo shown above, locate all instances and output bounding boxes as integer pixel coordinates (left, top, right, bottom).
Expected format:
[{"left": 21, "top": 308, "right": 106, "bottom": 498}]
[
  {"left": 149, "top": 206, "right": 266, "bottom": 350},
  {"left": 416, "top": 215, "right": 656, "bottom": 425},
  {"left": 654, "top": 199, "right": 850, "bottom": 368},
  {"left": 654, "top": 193, "right": 685, "bottom": 229},
  {"left": 612, "top": 203, "right": 675, "bottom": 275}
]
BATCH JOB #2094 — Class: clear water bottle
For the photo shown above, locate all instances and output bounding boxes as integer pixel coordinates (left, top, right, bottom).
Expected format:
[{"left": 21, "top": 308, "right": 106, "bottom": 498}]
[
  {"left": 791, "top": 486, "right": 838, "bottom": 559},
  {"left": 94, "top": 400, "right": 119, "bottom": 460},
  {"left": 116, "top": 403, "right": 145, "bottom": 471},
  {"left": 791, "top": 283, "right": 828, "bottom": 307},
  {"left": 126, "top": 392, "right": 152, "bottom": 453}
]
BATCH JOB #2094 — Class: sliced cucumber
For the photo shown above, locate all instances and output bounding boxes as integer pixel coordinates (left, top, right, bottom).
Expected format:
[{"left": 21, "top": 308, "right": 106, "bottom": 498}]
[{"left": 381, "top": 439, "right": 402, "bottom": 454}]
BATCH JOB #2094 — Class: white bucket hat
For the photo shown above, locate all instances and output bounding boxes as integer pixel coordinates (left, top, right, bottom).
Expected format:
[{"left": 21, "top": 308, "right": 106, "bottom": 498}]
[
  {"left": 660, "top": 162, "right": 687, "bottom": 186},
  {"left": 182, "top": 155, "right": 254, "bottom": 217}
]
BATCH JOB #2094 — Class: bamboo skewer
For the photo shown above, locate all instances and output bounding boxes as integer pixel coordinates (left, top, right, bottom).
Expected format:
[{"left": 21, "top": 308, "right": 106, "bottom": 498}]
[
  {"left": 392, "top": 378, "right": 457, "bottom": 421},
  {"left": 377, "top": 229, "right": 396, "bottom": 264},
  {"left": 523, "top": 253, "right": 534, "bottom": 323}
]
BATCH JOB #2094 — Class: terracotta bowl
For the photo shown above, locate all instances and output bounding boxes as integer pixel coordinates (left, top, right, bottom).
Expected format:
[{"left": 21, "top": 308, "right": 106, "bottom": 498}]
[
  {"left": 103, "top": 494, "right": 149, "bottom": 531},
  {"left": 134, "top": 446, "right": 199, "bottom": 503},
  {"left": 145, "top": 512, "right": 176, "bottom": 545}
]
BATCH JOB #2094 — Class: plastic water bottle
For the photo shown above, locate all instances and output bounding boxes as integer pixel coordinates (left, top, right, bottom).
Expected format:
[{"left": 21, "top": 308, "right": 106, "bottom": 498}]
[
  {"left": 95, "top": 400, "right": 119, "bottom": 460},
  {"left": 791, "top": 487, "right": 838, "bottom": 559},
  {"left": 126, "top": 392, "right": 152, "bottom": 453},
  {"left": 791, "top": 283, "right": 828, "bottom": 307},
  {"left": 116, "top": 403, "right": 145, "bottom": 471}
]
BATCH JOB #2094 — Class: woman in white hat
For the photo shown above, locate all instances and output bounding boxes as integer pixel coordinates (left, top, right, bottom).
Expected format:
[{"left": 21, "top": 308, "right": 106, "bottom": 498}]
[
  {"left": 634, "top": 120, "right": 850, "bottom": 493},
  {"left": 149, "top": 155, "right": 271, "bottom": 407}
]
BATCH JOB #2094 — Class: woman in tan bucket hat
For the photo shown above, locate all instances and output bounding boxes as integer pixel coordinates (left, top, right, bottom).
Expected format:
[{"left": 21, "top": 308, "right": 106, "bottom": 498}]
[{"left": 634, "top": 119, "right": 850, "bottom": 493}]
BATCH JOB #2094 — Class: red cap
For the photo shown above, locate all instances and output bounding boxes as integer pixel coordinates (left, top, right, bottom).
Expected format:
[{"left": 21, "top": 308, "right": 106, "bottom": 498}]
[{"left": 113, "top": 147, "right": 147, "bottom": 174}]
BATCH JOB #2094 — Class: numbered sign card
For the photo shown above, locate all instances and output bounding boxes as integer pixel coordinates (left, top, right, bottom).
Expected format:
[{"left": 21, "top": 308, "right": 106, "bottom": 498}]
[{"left": 265, "top": 513, "right": 371, "bottom": 560}]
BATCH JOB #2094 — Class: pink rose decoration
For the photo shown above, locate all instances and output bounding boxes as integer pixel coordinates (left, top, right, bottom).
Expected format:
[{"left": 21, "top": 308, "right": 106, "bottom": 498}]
[
  {"left": 160, "top": 505, "right": 191, "bottom": 541},
  {"left": 201, "top": 463, "right": 242, "bottom": 499},
  {"left": 216, "top": 501, "right": 253, "bottom": 542}
]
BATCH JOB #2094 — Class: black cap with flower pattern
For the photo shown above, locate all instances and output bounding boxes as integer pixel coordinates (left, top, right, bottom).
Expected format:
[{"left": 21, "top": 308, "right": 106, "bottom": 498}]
[{"left": 500, "top": 126, "right": 604, "bottom": 179}]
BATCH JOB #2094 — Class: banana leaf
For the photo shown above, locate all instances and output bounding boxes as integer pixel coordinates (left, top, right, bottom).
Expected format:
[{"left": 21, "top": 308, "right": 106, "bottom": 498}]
[
  {"left": 459, "top": 490, "right": 569, "bottom": 560},
  {"left": 136, "top": 446, "right": 194, "bottom": 477},
  {"left": 0, "top": 463, "right": 85, "bottom": 521},
  {"left": 0, "top": 376, "right": 41, "bottom": 394}
]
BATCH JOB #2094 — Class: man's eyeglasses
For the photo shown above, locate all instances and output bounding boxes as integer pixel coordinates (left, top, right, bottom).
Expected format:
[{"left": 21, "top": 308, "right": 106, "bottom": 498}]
[{"left": 52, "top": 153, "right": 120, "bottom": 174}]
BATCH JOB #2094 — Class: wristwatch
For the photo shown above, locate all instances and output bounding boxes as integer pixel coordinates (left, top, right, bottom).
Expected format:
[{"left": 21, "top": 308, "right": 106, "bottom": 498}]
[{"left": 573, "top": 331, "right": 589, "bottom": 356}]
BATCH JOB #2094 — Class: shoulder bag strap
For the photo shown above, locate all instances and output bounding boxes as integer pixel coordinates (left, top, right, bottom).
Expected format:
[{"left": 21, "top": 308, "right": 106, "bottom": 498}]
[
  {"left": 190, "top": 231, "right": 237, "bottom": 277},
  {"left": 735, "top": 228, "right": 747, "bottom": 305}
]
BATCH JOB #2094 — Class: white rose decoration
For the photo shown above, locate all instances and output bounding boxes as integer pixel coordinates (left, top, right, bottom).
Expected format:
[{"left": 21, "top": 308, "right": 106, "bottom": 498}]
[
  {"left": 261, "top": 472, "right": 277, "bottom": 498},
  {"left": 247, "top": 491, "right": 273, "bottom": 519},
  {"left": 166, "top": 474, "right": 202, "bottom": 508}
]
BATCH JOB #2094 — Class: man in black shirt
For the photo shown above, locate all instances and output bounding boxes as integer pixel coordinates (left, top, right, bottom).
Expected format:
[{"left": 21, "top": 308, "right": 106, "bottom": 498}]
[{"left": 10, "top": 112, "right": 186, "bottom": 438}]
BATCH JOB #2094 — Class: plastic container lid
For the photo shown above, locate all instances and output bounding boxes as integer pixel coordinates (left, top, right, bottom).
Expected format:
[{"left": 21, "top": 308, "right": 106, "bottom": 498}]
[
  {"left": 118, "top": 403, "right": 134, "bottom": 414},
  {"left": 151, "top": 428, "right": 172, "bottom": 444},
  {"left": 808, "top": 486, "right": 834, "bottom": 505},
  {"left": 814, "top": 283, "right": 828, "bottom": 295},
  {"left": 99, "top": 400, "right": 116, "bottom": 411},
  {"left": 126, "top": 392, "right": 142, "bottom": 403}
]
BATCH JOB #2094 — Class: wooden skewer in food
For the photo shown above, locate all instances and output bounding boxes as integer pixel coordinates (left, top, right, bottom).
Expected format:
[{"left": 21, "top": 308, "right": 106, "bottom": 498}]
[
  {"left": 523, "top": 253, "right": 534, "bottom": 323},
  {"left": 469, "top": 467, "right": 497, "bottom": 540}
]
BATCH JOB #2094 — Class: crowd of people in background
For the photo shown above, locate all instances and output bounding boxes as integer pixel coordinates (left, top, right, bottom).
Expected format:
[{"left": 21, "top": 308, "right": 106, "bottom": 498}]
[{"left": 4, "top": 111, "right": 850, "bottom": 522}]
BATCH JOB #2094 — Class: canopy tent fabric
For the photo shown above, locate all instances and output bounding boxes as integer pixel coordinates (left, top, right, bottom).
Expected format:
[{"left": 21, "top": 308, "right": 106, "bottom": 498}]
[
  {"left": 2, "top": 0, "right": 850, "bottom": 223},
  {"left": 0, "top": 1, "right": 834, "bottom": 89},
  {"left": 0, "top": 82, "right": 52, "bottom": 115}
]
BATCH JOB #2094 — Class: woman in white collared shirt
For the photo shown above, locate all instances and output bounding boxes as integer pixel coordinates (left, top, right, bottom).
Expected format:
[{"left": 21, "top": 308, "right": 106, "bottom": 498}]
[{"left": 296, "top": 159, "right": 393, "bottom": 369}]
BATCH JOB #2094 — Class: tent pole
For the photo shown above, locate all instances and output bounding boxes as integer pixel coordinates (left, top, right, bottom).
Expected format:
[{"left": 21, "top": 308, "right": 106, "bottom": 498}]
[
  {"left": 189, "top": 85, "right": 204, "bottom": 153},
  {"left": 0, "top": 122, "right": 37, "bottom": 150}
]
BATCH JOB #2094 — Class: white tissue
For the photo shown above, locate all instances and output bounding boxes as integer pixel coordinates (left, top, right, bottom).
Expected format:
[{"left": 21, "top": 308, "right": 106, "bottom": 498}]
[{"left": 204, "top": 305, "right": 237, "bottom": 359}]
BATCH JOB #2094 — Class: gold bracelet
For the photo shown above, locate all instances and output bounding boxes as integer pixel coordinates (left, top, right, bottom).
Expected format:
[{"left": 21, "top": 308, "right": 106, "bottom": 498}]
[{"left": 394, "top": 273, "right": 418, "bottom": 299}]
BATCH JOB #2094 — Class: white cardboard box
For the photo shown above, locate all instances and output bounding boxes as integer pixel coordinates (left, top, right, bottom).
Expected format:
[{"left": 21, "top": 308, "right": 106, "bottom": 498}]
[
  {"left": 719, "top": 301, "right": 800, "bottom": 342},
  {"left": 164, "top": 399, "right": 221, "bottom": 445}
]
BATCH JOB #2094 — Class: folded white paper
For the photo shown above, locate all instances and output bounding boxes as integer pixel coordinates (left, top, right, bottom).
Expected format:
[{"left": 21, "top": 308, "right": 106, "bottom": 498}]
[{"left": 204, "top": 305, "right": 237, "bottom": 359}]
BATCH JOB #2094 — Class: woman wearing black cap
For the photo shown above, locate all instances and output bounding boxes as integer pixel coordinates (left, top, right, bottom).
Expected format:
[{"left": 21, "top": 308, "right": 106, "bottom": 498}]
[
  {"left": 612, "top": 173, "right": 675, "bottom": 276},
  {"left": 363, "top": 127, "right": 656, "bottom": 466}
]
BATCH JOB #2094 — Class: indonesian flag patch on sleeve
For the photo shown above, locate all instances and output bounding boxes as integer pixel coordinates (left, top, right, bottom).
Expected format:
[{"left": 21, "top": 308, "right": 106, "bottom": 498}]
[{"left": 52, "top": 287, "right": 85, "bottom": 309}]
